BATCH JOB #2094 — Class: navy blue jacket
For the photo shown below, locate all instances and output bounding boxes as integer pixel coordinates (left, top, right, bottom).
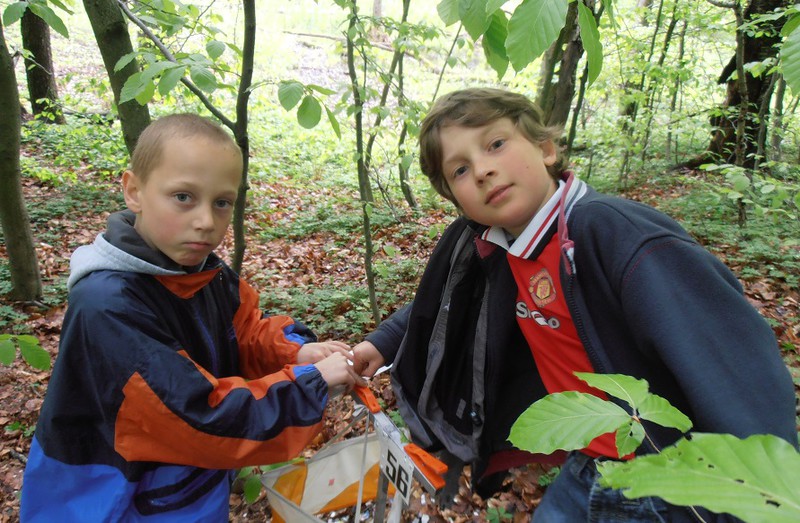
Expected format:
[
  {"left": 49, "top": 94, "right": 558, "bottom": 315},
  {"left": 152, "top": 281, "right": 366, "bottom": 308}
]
[
  {"left": 368, "top": 175, "right": 797, "bottom": 491},
  {"left": 22, "top": 212, "right": 330, "bottom": 522}
]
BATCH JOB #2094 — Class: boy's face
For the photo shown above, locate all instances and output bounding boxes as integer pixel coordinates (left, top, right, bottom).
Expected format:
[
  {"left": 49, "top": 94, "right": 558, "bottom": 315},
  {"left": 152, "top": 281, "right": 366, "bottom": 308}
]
[
  {"left": 440, "top": 118, "right": 558, "bottom": 237},
  {"left": 122, "top": 136, "right": 242, "bottom": 267}
]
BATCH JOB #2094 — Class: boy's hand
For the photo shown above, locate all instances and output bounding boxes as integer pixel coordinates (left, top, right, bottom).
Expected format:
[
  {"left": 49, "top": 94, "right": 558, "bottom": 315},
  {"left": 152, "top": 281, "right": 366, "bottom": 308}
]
[
  {"left": 352, "top": 341, "right": 385, "bottom": 377},
  {"left": 314, "top": 352, "right": 367, "bottom": 389},
  {"left": 297, "top": 341, "right": 351, "bottom": 364}
]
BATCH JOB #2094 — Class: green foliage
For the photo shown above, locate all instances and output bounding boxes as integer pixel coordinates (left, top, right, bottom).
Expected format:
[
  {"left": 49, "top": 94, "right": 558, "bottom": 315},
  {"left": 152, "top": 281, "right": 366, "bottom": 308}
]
[
  {"left": 597, "top": 434, "right": 800, "bottom": 523},
  {"left": 779, "top": 5, "right": 800, "bottom": 94},
  {"left": 537, "top": 465, "right": 560, "bottom": 488},
  {"left": 655, "top": 171, "right": 800, "bottom": 290},
  {"left": 510, "top": 373, "right": 800, "bottom": 522},
  {"left": 436, "top": 0, "right": 603, "bottom": 81},
  {"left": 21, "top": 119, "right": 129, "bottom": 178},
  {"left": 509, "top": 373, "right": 691, "bottom": 457},
  {"left": 2, "top": 0, "right": 71, "bottom": 38},
  {"left": 236, "top": 466, "right": 265, "bottom": 504},
  {"left": 0, "top": 303, "right": 28, "bottom": 331},
  {"left": 0, "top": 334, "right": 50, "bottom": 370},
  {"left": 115, "top": 0, "right": 241, "bottom": 105},
  {"left": 485, "top": 505, "right": 512, "bottom": 523},
  {"left": 4, "top": 420, "right": 36, "bottom": 438},
  {"left": 278, "top": 80, "right": 339, "bottom": 136},
  {"left": 261, "top": 285, "right": 375, "bottom": 340}
]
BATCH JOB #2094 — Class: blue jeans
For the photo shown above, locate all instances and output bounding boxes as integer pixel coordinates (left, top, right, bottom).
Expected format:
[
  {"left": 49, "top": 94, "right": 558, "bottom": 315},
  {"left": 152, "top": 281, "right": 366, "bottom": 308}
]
[{"left": 532, "top": 452, "right": 698, "bottom": 523}]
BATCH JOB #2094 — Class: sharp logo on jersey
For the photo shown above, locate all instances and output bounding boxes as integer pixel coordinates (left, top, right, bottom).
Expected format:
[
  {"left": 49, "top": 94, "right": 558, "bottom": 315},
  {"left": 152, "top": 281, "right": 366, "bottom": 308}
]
[
  {"left": 529, "top": 269, "right": 556, "bottom": 308},
  {"left": 516, "top": 302, "right": 560, "bottom": 329}
]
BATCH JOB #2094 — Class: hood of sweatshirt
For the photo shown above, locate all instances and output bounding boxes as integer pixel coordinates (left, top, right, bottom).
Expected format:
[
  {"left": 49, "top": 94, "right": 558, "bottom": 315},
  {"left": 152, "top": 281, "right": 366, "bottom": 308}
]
[{"left": 67, "top": 210, "right": 200, "bottom": 290}]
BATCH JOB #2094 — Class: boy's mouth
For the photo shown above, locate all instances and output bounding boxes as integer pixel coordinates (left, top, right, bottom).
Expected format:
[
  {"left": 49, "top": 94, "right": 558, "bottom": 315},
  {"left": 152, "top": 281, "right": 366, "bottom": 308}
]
[{"left": 485, "top": 185, "right": 510, "bottom": 204}]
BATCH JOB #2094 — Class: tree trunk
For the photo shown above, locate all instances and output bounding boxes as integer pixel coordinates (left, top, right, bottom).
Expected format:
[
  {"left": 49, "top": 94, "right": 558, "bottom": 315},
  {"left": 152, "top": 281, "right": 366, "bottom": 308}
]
[
  {"left": 0, "top": 22, "right": 42, "bottom": 301},
  {"left": 83, "top": 0, "right": 150, "bottom": 155},
  {"left": 693, "top": 0, "right": 788, "bottom": 170},
  {"left": 21, "top": 10, "right": 65, "bottom": 123},
  {"left": 770, "top": 74, "right": 786, "bottom": 162},
  {"left": 231, "top": 0, "right": 256, "bottom": 273},
  {"left": 347, "top": 1, "right": 381, "bottom": 326},
  {"left": 536, "top": 2, "right": 582, "bottom": 128}
]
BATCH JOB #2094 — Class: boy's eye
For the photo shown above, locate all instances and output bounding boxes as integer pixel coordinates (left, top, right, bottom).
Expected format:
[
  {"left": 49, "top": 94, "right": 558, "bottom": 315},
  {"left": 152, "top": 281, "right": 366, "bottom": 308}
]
[
  {"left": 215, "top": 199, "right": 233, "bottom": 209},
  {"left": 174, "top": 193, "right": 191, "bottom": 203},
  {"left": 452, "top": 166, "right": 468, "bottom": 178},
  {"left": 489, "top": 139, "right": 505, "bottom": 150}
]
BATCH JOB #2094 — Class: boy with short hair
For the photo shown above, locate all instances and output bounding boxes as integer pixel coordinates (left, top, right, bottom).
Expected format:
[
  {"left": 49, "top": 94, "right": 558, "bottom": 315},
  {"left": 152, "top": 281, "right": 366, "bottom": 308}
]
[
  {"left": 22, "top": 114, "right": 365, "bottom": 521},
  {"left": 354, "top": 88, "right": 796, "bottom": 521}
]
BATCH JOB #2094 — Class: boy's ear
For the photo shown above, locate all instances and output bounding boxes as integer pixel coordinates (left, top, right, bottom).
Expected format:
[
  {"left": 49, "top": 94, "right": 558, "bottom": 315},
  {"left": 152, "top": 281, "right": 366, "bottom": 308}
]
[
  {"left": 540, "top": 140, "right": 558, "bottom": 166},
  {"left": 122, "top": 170, "right": 143, "bottom": 213}
]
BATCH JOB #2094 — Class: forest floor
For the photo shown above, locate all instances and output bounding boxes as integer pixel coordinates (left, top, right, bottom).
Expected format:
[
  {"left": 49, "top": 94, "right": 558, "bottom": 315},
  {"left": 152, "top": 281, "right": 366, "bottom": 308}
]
[{"left": 1, "top": 162, "right": 799, "bottom": 522}]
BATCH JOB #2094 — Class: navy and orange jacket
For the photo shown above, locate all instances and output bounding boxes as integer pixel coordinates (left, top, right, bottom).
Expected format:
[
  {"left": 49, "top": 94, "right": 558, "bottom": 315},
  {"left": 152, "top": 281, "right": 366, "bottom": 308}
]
[{"left": 21, "top": 211, "right": 329, "bottom": 521}]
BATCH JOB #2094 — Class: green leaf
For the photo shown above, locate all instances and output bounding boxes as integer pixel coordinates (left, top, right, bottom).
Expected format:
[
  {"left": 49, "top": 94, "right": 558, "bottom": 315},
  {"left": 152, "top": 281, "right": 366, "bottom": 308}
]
[
  {"left": 437, "top": 0, "right": 459, "bottom": 26},
  {"left": 17, "top": 335, "right": 38, "bottom": 345},
  {"left": 120, "top": 72, "right": 145, "bottom": 104},
  {"left": 237, "top": 466, "right": 254, "bottom": 479},
  {"left": 0, "top": 339, "right": 15, "bottom": 366},
  {"left": 158, "top": 65, "right": 185, "bottom": 96},
  {"left": 3, "top": 2, "right": 29, "bottom": 27},
  {"left": 615, "top": 420, "right": 645, "bottom": 457},
  {"left": 400, "top": 154, "right": 413, "bottom": 172},
  {"left": 485, "top": 0, "right": 507, "bottom": 13},
  {"left": 598, "top": 434, "right": 800, "bottom": 523},
  {"left": 278, "top": 80, "right": 305, "bottom": 111},
  {"left": 297, "top": 96, "right": 322, "bottom": 129},
  {"left": 482, "top": 9, "right": 509, "bottom": 79},
  {"left": 46, "top": 0, "right": 72, "bottom": 15},
  {"left": 134, "top": 79, "right": 156, "bottom": 105},
  {"left": 600, "top": 0, "right": 616, "bottom": 28},
  {"left": 243, "top": 473, "right": 262, "bottom": 503},
  {"left": 206, "top": 40, "right": 226, "bottom": 60},
  {"left": 506, "top": 0, "right": 568, "bottom": 72},
  {"left": 509, "top": 391, "right": 630, "bottom": 455},
  {"left": 637, "top": 394, "right": 692, "bottom": 432},
  {"left": 576, "top": 1, "right": 602, "bottom": 85},
  {"left": 19, "top": 339, "right": 50, "bottom": 370},
  {"left": 731, "top": 173, "right": 751, "bottom": 192},
  {"left": 781, "top": 23, "right": 800, "bottom": 95},
  {"left": 459, "top": 0, "right": 492, "bottom": 40},
  {"left": 781, "top": 14, "right": 800, "bottom": 37},
  {"left": 325, "top": 106, "right": 341, "bottom": 139},
  {"left": 28, "top": 2, "right": 68, "bottom": 38},
  {"left": 189, "top": 66, "right": 217, "bottom": 93},
  {"left": 113, "top": 52, "right": 137, "bottom": 73},
  {"left": 141, "top": 61, "right": 175, "bottom": 82},
  {"left": 307, "top": 84, "right": 335, "bottom": 96},
  {"left": 575, "top": 372, "right": 649, "bottom": 408}
]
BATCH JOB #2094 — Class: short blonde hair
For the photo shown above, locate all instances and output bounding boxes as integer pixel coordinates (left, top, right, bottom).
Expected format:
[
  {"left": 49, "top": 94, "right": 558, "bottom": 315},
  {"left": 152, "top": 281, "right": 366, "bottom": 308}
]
[
  {"left": 131, "top": 114, "right": 241, "bottom": 182},
  {"left": 419, "top": 88, "right": 566, "bottom": 204}
]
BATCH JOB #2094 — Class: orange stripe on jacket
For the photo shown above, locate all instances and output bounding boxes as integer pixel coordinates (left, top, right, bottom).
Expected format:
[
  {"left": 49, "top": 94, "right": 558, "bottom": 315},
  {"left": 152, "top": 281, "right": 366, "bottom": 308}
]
[
  {"left": 115, "top": 372, "right": 323, "bottom": 469},
  {"left": 178, "top": 350, "right": 294, "bottom": 408},
  {"left": 234, "top": 279, "right": 301, "bottom": 379}
]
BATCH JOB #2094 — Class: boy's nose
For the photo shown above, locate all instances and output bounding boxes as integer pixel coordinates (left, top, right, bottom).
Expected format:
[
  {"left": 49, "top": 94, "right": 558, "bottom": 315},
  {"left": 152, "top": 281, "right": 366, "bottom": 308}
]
[
  {"left": 474, "top": 161, "right": 495, "bottom": 182},
  {"left": 194, "top": 207, "right": 215, "bottom": 230}
]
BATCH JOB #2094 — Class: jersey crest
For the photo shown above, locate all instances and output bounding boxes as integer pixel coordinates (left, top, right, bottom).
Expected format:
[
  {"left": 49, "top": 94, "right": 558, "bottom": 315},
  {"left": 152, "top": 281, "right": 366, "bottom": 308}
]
[{"left": 529, "top": 269, "right": 556, "bottom": 308}]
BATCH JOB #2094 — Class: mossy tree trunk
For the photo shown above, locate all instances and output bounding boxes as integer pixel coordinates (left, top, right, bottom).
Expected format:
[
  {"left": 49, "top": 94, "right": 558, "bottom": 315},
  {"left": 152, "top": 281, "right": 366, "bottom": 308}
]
[
  {"left": 83, "top": 0, "right": 150, "bottom": 155},
  {"left": 0, "top": 21, "right": 42, "bottom": 301},
  {"left": 21, "top": 10, "right": 65, "bottom": 123}
]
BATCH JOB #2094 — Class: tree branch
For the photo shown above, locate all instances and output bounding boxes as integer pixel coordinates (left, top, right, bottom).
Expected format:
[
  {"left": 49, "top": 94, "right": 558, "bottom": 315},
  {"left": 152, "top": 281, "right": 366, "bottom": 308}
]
[
  {"left": 116, "top": 0, "right": 235, "bottom": 130},
  {"left": 704, "top": 0, "right": 736, "bottom": 9}
]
